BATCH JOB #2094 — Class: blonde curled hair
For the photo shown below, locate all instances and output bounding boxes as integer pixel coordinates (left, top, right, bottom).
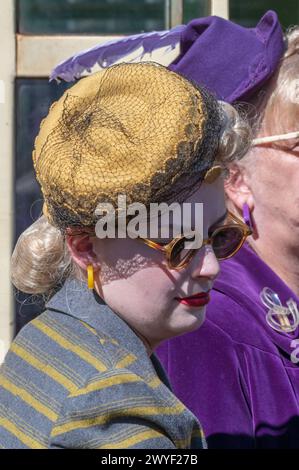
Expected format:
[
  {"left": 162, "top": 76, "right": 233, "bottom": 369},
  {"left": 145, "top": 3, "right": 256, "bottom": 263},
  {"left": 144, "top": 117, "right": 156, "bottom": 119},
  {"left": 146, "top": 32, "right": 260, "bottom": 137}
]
[
  {"left": 217, "top": 101, "right": 251, "bottom": 165},
  {"left": 11, "top": 102, "right": 251, "bottom": 297},
  {"left": 11, "top": 216, "right": 81, "bottom": 299}
]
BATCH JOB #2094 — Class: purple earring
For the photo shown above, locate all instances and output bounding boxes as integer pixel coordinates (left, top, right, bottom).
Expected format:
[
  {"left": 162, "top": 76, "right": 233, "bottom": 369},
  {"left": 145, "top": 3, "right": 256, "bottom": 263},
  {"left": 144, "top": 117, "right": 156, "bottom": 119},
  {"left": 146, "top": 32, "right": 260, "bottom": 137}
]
[{"left": 242, "top": 203, "right": 254, "bottom": 231}]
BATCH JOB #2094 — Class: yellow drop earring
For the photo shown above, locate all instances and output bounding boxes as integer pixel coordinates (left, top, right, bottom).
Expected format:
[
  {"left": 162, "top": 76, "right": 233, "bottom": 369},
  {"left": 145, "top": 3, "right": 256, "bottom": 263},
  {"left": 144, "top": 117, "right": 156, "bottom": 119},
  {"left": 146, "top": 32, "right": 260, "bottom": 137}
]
[{"left": 87, "top": 264, "right": 94, "bottom": 290}]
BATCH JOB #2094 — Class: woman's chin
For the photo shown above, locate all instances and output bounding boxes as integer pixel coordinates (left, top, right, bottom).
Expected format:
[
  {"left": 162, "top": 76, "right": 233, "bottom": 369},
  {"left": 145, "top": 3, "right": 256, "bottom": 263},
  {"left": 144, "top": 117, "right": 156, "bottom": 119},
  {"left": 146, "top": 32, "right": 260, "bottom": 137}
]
[{"left": 168, "top": 306, "right": 207, "bottom": 337}]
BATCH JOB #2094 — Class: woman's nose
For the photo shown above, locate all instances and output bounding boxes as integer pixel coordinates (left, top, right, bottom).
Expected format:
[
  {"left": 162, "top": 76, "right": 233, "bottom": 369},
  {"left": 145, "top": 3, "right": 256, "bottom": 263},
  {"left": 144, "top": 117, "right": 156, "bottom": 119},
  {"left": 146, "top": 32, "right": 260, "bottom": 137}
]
[{"left": 190, "top": 245, "right": 220, "bottom": 282}]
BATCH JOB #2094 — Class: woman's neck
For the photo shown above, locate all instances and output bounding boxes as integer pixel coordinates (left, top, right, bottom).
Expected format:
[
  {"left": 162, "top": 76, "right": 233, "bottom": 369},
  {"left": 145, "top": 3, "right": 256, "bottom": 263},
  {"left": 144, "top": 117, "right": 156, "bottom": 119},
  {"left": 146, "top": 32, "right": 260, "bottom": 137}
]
[
  {"left": 131, "top": 327, "right": 154, "bottom": 357},
  {"left": 249, "top": 236, "right": 299, "bottom": 298}
]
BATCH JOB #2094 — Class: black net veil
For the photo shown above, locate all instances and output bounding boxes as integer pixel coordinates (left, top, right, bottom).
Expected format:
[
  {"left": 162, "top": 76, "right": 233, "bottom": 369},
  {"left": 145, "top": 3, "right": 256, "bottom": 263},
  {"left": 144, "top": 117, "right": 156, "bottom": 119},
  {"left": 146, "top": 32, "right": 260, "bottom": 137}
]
[{"left": 34, "top": 63, "right": 224, "bottom": 233}]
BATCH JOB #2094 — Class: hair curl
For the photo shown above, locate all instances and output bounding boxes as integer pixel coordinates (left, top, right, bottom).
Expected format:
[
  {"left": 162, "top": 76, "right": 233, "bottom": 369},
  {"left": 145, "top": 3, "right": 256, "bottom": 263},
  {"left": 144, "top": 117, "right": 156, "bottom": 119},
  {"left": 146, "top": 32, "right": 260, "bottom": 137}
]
[{"left": 11, "top": 216, "right": 82, "bottom": 300}]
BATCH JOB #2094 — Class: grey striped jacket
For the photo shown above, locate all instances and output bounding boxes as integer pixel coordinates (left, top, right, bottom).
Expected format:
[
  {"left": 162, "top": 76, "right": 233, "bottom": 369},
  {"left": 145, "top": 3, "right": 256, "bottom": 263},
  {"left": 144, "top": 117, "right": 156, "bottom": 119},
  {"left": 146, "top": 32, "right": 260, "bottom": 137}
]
[{"left": 0, "top": 278, "right": 206, "bottom": 449}]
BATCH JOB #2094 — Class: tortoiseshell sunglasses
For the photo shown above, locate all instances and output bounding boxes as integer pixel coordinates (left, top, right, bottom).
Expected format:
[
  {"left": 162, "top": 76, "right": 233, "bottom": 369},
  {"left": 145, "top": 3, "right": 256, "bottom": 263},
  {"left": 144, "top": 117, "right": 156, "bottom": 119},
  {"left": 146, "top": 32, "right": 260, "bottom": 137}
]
[
  {"left": 66, "top": 211, "right": 252, "bottom": 271},
  {"left": 137, "top": 211, "right": 252, "bottom": 270}
]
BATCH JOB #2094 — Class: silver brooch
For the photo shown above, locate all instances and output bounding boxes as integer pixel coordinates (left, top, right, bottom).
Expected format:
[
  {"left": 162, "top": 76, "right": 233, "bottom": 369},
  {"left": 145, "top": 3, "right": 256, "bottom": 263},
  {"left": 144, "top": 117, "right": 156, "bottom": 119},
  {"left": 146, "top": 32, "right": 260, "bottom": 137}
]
[{"left": 260, "top": 287, "right": 299, "bottom": 333}]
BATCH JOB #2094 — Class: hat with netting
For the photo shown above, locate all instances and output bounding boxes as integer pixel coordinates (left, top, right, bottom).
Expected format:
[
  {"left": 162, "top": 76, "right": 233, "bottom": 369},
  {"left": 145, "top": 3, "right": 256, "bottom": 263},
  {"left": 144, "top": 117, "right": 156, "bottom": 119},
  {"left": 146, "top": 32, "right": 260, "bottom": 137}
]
[{"left": 34, "top": 62, "right": 223, "bottom": 231}]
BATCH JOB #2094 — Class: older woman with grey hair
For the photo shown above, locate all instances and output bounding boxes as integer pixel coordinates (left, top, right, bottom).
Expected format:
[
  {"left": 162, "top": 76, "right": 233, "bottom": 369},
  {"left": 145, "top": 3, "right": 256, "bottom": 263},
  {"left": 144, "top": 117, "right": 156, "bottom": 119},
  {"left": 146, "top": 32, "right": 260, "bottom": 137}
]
[{"left": 157, "top": 12, "right": 299, "bottom": 449}]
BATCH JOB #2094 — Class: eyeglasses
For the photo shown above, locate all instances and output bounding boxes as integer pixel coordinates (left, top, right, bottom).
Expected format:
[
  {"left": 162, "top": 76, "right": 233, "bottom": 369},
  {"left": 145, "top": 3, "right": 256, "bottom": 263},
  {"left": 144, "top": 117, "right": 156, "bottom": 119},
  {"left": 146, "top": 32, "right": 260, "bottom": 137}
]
[
  {"left": 252, "top": 131, "right": 299, "bottom": 146},
  {"left": 137, "top": 211, "right": 252, "bottom": 270}
]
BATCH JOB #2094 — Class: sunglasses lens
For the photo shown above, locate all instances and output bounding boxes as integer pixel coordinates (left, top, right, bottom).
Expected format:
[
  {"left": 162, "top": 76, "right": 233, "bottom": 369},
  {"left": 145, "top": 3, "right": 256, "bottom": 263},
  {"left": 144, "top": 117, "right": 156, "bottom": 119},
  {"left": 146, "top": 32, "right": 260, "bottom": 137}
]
[
  {"left": 169, "top": 237, "right": 194, "bottom": 268},
  {"left": 211, "top": 226, "right": 244, "bottom": 260}
]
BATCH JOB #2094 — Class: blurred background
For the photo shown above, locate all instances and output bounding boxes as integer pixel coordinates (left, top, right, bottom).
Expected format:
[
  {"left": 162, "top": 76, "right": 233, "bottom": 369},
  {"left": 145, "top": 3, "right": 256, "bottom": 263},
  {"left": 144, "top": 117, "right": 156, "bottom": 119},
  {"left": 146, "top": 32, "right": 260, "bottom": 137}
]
[{"left": 1, "top": 0, "right": 299, "bottom": 362}]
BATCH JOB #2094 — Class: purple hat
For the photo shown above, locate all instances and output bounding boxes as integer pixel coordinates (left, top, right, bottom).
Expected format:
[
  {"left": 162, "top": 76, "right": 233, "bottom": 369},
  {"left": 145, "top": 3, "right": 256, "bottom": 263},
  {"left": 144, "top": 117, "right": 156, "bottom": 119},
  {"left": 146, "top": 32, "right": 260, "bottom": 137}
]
[
  {"left": 50, "top": 26, "right": 185, "bottom": 82},
  {"left": 169, "top": 10, "right": 285, "bottom": 103},
  {"left": 50, "top": 11, "right": 284, "bottom": 104}
]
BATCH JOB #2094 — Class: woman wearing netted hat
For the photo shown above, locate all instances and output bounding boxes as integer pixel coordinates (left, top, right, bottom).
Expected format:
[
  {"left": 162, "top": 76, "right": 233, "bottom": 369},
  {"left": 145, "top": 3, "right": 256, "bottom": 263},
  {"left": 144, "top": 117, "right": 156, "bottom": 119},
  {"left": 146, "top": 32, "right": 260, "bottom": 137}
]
[
  {"left": 0, "top": 62, "right": 250, "bottom": 449},
  {"left": 48, "top": 10, "right": 299, "bottom": 448}
]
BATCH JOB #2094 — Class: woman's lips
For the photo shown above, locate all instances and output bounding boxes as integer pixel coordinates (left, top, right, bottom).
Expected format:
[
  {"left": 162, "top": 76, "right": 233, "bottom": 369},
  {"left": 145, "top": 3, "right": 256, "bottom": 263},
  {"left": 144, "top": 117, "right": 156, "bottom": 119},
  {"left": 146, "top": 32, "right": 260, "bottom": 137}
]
[{"left": 175, "top": 291, "right": 210, "bottom": 307}]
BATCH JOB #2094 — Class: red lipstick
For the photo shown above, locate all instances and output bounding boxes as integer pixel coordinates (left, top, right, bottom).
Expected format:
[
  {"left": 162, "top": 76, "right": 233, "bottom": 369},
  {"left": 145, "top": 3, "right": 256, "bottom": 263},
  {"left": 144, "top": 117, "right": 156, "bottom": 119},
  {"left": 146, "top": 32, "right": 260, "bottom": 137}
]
[{"left": 176, "top": 291, "right": 210, "bottom": 307}]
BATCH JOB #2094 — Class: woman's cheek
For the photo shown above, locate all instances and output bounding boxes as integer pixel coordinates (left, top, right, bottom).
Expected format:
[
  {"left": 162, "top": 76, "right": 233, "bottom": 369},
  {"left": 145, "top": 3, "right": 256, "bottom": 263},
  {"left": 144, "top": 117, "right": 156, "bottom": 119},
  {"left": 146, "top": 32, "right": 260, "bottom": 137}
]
[{"left": 97, "top": 247, "right": 180, "bottom": 314}]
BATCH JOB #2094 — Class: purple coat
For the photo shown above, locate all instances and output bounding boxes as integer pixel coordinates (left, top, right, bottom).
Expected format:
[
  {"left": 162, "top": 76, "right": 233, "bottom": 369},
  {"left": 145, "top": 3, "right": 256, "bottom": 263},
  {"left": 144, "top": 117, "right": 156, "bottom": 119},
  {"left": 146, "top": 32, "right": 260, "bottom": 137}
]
[{"left": 157, "top": 243, "right": 299, "bottom": 448}]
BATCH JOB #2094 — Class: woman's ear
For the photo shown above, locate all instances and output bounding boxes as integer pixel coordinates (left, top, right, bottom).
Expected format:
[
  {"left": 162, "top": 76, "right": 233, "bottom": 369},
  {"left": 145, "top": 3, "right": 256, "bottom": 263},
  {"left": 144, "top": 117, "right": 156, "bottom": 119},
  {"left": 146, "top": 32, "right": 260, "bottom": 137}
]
[
  {"left": 66, "top": 234, "right": 101, "bottom": 272},
  {"left": 224, "top": 163, "right": 254, "bottom": 212}
]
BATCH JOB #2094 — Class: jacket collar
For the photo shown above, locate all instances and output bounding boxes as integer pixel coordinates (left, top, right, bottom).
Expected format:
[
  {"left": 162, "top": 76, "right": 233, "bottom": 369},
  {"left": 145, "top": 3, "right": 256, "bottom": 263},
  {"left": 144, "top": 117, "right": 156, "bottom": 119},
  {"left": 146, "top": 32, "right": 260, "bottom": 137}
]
[{"left": 45, "top": 277, "right": 149, "bottom": 360}]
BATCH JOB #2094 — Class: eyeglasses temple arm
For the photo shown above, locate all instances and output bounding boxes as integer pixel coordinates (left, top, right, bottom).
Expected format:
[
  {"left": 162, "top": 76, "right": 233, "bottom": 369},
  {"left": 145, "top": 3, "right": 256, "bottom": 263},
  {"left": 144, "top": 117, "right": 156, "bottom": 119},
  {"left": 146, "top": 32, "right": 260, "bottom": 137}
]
[
  {"left": 137, "top": 238, "right": 166, "bottom": 253},
  {"left": 226, "top": 211, "right": 253, "bottom": 236},
  {"left": 252, "top": 131, "right": 299, "bottom": 146}
]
